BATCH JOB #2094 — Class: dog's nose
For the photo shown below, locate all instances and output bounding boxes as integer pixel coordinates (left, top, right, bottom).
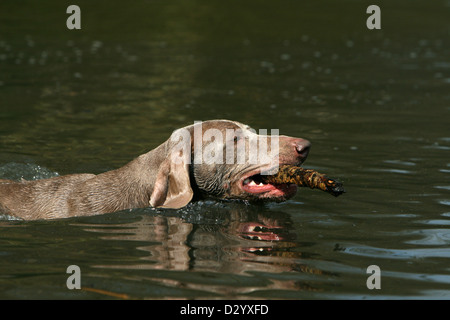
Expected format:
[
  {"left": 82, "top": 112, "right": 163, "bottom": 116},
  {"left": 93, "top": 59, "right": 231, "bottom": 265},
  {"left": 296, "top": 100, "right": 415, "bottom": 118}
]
[{"left": 294, "top": 139, "right": 311, "bottom": 159}]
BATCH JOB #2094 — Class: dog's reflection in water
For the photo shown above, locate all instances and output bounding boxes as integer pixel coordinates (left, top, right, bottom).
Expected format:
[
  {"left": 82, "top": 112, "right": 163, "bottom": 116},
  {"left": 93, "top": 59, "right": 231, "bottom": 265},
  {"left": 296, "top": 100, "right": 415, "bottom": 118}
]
[{"left": 79, "top": 202, "right": 332, "bottom": 294}]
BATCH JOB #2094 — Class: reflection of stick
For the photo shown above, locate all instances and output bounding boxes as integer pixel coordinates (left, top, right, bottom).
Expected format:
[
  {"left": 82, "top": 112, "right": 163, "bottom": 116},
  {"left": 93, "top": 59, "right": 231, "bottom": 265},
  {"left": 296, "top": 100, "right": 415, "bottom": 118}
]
[
  {"left": 81, "top": 286, "right": 130, "bottom": 299},
  {"left": 262, "top": 165, "right": 346, "bottom": 197}
]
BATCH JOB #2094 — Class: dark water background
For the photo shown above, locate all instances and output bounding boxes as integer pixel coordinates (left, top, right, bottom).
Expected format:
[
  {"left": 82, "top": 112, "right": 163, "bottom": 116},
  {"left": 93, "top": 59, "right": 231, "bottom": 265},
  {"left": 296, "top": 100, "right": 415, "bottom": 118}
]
[{"left": 0, "top": 0, "right": 449, "bottom": 299}]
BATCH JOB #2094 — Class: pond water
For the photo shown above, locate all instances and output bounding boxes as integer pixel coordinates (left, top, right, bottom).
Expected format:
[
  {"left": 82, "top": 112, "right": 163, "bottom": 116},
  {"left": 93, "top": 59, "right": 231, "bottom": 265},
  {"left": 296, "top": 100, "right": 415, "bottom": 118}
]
[{"left": 0, "top": 0, "right": 449, "bottom": 299}]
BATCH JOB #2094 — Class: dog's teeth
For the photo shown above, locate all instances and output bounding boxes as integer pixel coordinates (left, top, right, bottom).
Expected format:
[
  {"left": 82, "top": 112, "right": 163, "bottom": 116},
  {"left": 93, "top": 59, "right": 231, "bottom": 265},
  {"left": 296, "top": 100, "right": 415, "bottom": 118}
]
[
  {"left": 249, "top": 180, "right": 257, "bottom": 186},
  {"left": 258, "top": 182, "right": 264, "bottom": 186}
]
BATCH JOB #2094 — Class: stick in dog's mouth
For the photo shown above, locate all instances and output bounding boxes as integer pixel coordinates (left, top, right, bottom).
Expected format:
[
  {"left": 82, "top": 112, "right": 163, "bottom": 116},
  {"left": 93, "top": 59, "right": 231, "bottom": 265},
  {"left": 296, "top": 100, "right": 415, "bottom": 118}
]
[{"left": 261, "top": 165, "right": 346, "bottom": 197}]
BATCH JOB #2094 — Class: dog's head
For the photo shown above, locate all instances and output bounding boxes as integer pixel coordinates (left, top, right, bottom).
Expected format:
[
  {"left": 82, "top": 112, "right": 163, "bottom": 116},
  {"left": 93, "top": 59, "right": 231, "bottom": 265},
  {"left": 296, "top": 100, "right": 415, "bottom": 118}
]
[{"left": 150, "top": 120, "right": 310, "bottom": 209}]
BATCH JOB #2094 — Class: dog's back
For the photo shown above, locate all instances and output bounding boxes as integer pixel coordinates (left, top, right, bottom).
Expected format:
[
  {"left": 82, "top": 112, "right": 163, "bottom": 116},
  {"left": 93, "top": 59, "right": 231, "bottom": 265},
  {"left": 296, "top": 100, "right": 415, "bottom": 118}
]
[{"left": 0, "top": 174, "right": 95, "bottom": 220}]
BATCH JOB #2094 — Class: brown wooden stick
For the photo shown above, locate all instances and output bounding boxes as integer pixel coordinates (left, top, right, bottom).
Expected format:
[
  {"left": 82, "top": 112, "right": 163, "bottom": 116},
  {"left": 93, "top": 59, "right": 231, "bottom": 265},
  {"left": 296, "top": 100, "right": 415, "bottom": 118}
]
[
  {"left": 262, "top": 165, "right": 345, "bottom": 197},
  {"left": 81, "top": 286, "right": 130, "bottom": 299}
]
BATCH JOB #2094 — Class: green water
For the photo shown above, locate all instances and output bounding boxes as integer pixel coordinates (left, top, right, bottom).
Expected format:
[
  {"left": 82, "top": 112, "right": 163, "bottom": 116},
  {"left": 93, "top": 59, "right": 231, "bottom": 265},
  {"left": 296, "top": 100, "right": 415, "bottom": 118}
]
[{"left": 0, "top": 0, "right": 449, "bottom": 299}]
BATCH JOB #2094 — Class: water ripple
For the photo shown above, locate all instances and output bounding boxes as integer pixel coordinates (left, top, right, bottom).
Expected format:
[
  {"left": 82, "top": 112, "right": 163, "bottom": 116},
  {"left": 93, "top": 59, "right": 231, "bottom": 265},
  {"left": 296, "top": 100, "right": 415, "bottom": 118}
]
[
  {"left": 343, "top": 244, "right": 450, "bottom": 259},
  {"left": 404, "top": 229, "right": 450, "bottom": 245},
  {"left": 369, "top": 168, "right": 415, "bottom": 175}
]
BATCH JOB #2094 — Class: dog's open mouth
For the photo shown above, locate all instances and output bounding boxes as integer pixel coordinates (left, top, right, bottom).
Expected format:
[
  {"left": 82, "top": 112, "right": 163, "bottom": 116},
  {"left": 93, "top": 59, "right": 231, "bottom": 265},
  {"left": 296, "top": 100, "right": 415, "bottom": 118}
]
[
  {"left": 241, "top": 171, "right": 298, "bottom": 200},
  {"left": 241, "top": 165, "right": 346, "bottom": 200}
]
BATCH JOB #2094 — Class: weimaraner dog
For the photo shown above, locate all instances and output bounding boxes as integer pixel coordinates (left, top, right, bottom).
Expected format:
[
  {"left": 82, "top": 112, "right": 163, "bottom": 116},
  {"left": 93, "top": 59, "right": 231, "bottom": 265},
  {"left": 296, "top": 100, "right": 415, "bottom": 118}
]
[{"left": 0, "top": 120, "right": 310, "bottom": 220}]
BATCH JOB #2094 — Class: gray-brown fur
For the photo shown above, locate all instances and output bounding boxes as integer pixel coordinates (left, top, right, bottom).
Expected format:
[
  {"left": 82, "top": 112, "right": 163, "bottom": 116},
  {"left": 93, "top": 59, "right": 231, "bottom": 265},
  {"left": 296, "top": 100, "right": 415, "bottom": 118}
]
[{"left": 0, "top": 120, "right": 311, "bottom": 220}]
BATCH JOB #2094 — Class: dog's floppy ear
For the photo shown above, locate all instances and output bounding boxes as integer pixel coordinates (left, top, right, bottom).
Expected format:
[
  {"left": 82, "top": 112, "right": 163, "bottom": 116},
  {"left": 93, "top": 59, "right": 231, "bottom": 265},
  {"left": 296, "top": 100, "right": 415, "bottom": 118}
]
[{"left": 149, "top": 128, "right": 193, "bottom": 209}]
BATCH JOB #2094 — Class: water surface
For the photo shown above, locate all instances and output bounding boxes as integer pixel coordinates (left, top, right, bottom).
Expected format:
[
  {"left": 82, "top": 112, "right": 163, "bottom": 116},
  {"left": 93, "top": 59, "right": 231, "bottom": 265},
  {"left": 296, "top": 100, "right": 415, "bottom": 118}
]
[{"left": 0, "top": 0, "right": 449, "bottom": 299}]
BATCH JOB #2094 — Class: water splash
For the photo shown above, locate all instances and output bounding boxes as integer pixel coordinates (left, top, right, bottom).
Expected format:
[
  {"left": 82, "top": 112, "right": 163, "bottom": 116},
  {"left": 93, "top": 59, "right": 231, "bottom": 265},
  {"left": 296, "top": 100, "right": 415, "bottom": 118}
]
[{"left": 0, "top": 162, "right": 59, "bottom": 181}]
